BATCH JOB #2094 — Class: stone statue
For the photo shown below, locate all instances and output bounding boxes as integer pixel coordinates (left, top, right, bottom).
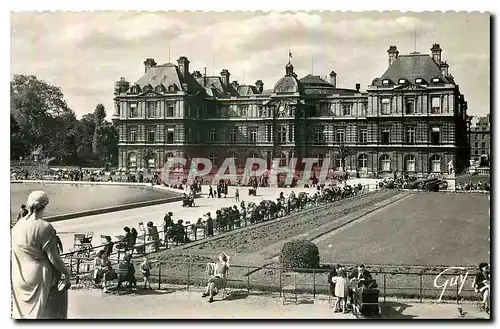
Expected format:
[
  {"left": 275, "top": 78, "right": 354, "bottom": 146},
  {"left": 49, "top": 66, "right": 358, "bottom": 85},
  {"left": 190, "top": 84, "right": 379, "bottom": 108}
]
[{"left": 447, "top": 160, "right": 455, "bottom": 175}]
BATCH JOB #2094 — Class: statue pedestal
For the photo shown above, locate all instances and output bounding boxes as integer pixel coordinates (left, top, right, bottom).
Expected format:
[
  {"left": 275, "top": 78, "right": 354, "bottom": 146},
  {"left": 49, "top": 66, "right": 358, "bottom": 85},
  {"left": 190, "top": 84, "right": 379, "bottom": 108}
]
[{"left": 446, "top": 173, "right": 456, "bottom": 191}]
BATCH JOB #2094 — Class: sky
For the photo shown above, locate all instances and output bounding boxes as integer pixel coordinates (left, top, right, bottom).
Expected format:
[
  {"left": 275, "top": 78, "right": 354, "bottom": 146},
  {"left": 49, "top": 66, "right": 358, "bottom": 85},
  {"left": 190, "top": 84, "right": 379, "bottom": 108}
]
[{"left": 10, "top": 11, "right": 490, "bottom": 119}]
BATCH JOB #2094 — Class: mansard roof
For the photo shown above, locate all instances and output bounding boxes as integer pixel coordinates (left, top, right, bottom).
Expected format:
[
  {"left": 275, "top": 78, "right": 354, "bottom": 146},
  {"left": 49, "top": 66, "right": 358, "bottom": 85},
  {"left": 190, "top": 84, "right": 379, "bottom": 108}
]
[
  {"left": 134, "top": 63, "right": 205, "bottom": 94},
  {"left": 374, "top": 53, "right": 451, "bottom": 86}
]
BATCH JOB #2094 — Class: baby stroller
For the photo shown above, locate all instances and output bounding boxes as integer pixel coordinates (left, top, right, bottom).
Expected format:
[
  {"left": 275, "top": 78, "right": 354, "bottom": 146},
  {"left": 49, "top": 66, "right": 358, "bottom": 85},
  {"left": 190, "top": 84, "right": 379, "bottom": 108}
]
[{"left": 352, "top": 280, "right": 381, "bottom": 318}]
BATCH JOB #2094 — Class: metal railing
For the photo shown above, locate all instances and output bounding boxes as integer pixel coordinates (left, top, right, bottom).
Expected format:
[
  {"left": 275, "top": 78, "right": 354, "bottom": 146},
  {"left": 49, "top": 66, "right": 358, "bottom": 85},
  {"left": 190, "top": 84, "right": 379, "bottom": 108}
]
[{"left": 67, "top": 258, "right": 480, "bottom": 303}]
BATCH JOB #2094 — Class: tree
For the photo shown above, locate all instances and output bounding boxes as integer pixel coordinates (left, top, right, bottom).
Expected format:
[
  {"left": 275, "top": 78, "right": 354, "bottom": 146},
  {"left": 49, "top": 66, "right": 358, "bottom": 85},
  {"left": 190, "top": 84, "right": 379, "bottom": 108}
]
[
  {"left": 333, "top": 142, "right": 356, "bottom": 172},
  {"left": 10, "top": 75, "right": 77, "bottom": 163},
  {"left": 92, "top": 103, "right": 106, "bottom": 157}
]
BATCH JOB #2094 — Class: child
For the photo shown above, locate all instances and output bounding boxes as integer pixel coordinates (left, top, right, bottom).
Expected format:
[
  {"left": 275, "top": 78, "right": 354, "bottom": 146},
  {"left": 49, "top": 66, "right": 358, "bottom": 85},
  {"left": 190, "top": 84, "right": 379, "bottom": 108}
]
[
  {"left": 331, "top": 269, "right": 349, "bottom": 313},
  {"left": 141, "top": 257, "right": 152, "bottom": 289}
]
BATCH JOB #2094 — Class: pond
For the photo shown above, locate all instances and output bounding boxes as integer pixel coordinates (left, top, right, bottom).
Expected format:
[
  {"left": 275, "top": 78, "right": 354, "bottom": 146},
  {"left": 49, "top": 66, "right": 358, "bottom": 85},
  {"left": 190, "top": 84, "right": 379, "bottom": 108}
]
[{"left": 10, "top": 182, "right": 178, "bottom": 221}]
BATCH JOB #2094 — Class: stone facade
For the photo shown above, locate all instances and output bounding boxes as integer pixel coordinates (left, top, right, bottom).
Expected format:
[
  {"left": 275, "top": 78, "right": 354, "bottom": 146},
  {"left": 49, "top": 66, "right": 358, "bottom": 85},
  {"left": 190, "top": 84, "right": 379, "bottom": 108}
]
[
  {"left": 469, "top": 114, "right": 490, "bottom": 165},
  {"left": 112, "top": 44, "right": 469, "bottom": 177}
]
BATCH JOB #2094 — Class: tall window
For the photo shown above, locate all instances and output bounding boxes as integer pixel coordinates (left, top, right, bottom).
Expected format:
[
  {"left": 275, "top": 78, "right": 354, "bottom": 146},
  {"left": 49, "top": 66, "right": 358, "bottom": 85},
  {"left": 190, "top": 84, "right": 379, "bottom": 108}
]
[
  {"left": 250, "top": 128, "right": 258, "bottom": 143},
  {"left": 406, "top": 127, "right": 415, "bottom": 144},
  {"left": 334, "top": 158, "right": 342, "bottom": 170},
  {"left": 209, "top": 153, "right": 217, "bottom": 166},
  {"left": 314, "top": 127, "right": 323, "bottom": 143},
  {"left": 431, "top": 127, "right": 440, "bottom": 145},
  {"left": 229, "top": 129, "right": 237, "bottom": 143},
  {"left": 336, "top": 129, "right": 346, "bottom": 143},
  {"left": 431, "top": 97, "right": 441, "bottom": 114},
  {"left": 128, "top": 153, "right": 137, "bottom": 168},
  {"left": 167, "top": 103, "right": 175, "bottom": 117},
  {"left": 239, "top": 105, "right": 248, "bottom": 117},
  {"left": 474, "top": 142, "right": 478, "bottom": 148},
  {"left": 359, "top": 128, "right": 368, "bottom": 144},
  {"left": 129, "top": 129, "right": 137, "bottom": 142},
  {"left": 405, "top": 98, "right": 415, "bottom": 115},
  {"left": 430, "top": 155, "right": 441, "bottom": 173},
  {"left": 166, "top": 128, "right": 174, "bottom": 144},
  {"left": 279, "top": 153, "right": 287, "bottom": 167},
  {"left": 129, "top": 103, "right": 137, "bottom": 118},
  {"left": 405, "top": 155, "right": 416, "bottom": 172},
  {"left": 380, "top": 154, "right": 391, "bottom": 172},
  {"left": 481, "top": 142, "right": 486, "bottom": 148},
  {"left": 267, "top": 124, "right": 272, "bottom": 142},
  {"left": 148, "top": 128, "right": 155, "bottom": 143},
  {"left": 361, "top": 103, "right": 368, "bottom": 116},
  {"left": 209, "top": 129, "right": 217, "bottom": 142},
  {"left": 381, "top": 98, "right": 390, "bottom": 115},
  {"left": 315, "top": 153, "right": 324, "bottom": 166},
  {"left": 358, "top": 154, "right": 368, "bottom": 170},
  {"left": 342, "top": 103, "right": 352, "bottom": 116},
  {"left": 146, "top": 102, "right": 157, "bottom": 117},
  {"left": 381, "top": 128, "right": 390, "bottom": 144},
  {"left": 277, "top": 126, "right": 287, "bottom": 143}
]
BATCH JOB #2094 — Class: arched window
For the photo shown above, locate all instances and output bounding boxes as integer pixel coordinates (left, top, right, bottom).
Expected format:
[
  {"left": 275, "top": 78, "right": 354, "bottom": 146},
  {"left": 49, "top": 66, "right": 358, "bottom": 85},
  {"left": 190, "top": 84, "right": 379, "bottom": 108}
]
[
  {"left": 405, "top": 155, "right": 416, "bottom": 172},
  {"left": 379, "top": 154, "right": 391, "bottom": 172},
  {"left": 358, "top": 154, "right": 368, "bottom": 170},
  {"left": 430, "top": 155, "right": 441, "bottom": 173},
  {"left": 143, "top": 84, "right": 152, "bottom": 92},
  {"left": 155, "top": 85, "right": 165, "bottom": 93},
  {"left": 279, "top": 153, "right": 287, "bottom": 167},
  {"left": 147, "top": 154, "right": 156, "bottom": 168},
  {"left": 128, "top": 153, "right": 137, "bottom": 168}
]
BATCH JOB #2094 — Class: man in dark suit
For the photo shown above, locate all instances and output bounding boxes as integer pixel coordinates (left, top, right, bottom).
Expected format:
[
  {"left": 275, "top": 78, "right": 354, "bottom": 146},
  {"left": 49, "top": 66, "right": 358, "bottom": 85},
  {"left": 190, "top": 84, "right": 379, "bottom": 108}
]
[{"left": 349, "top": 264, "right": 372, "bottom": 281}]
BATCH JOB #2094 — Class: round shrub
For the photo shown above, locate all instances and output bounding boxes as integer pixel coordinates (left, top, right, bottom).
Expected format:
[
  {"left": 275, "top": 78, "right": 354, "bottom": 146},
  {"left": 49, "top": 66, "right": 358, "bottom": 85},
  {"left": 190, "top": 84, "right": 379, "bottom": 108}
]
[{"left": 279, "top": 240, "right": 320, "bottom": 269}]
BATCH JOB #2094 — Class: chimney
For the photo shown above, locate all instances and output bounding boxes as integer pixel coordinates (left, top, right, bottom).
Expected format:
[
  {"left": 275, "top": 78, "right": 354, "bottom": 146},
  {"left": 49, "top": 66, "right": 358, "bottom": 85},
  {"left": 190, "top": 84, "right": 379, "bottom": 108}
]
[
  {"left": 143, "top": 58, "right": 157, "bottom": 73},
  {"left": 355, "top": 83, "right": 361, "bottom": 92},
  {"left": 329, "top": 71, "right": 337, "bottom": 88},
  {"left": 431, "top": 43, "right": 442, "bottom": 64},
  {"left": 192, "top": 70, "right": 202, "bottom": 79},
  {"left": 220, "top": 69, "right": 230, "bottom": 86},
  {"left": 440, "top": 61, "right": 449, "bottom": 76},
  {"left": 255, "top": 80, "right": 264, "bottom": 94},
  {"left": 177, "top": 56, "right": 190, "bottom": 77},
  {"left": 231, "top": 80, "right": 239, "bottom": 90},
  {"left": 387, "top": 46, "right": 399, "bottom": 67}
]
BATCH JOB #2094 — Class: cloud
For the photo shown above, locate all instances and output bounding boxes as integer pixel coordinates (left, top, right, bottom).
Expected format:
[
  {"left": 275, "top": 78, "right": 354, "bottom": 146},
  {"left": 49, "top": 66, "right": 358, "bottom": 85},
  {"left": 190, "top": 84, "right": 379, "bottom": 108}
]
[{"left": 10, "top": 11, "right": 490, "bottom": 118}]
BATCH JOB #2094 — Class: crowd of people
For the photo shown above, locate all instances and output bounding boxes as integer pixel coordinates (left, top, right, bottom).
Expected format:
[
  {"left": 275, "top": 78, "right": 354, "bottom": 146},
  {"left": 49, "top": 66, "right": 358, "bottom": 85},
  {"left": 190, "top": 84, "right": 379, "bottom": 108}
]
[{"left": 456, "top": 181, "right": 490, "bottom": 191}]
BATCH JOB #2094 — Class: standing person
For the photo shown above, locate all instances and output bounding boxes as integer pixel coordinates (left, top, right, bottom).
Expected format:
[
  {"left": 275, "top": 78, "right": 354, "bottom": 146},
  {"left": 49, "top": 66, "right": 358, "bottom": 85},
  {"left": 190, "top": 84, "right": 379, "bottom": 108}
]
[
  {"left": 11, "top": 191, "right": 71, "bottom": 319},
  {"left": 141, "top": 257, "right": 152, "bottom": 289},
  {"left": 235, "top": 188, "right": 240, "bottom": 202},
  {"left": 217, "top": 184, "right": 221, "bottom": 198},
  {"left": 209, "top": 185, "right": 214, "bottom": 198},
  {"left": 206, "top": 212, "right": 214, "bottom": 237},
  {"left": 332, "top": 269, "right": 349, "bottom": 313}
]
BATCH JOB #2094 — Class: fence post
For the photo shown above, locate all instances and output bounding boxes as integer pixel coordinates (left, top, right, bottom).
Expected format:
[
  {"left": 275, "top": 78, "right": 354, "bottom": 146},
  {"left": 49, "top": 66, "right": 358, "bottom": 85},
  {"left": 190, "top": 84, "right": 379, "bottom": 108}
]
[
  {"left": 247, "top": 268, "right": 250, "bottom": 293},
  {"left": 187, "top": 263, "right": 190, "bottom": 291},
  {"left": 158, "top": 263, "right": 161, "bottom": 290},
  {"left": 279, "top": 267, "right": 282, "bottom": 297},
  {"left": 419, "top": 273, "right": 423, "bottom": 303},
  {"left": 383, "top": 273, "right": 386, "bottom": 303},
  {"left": 313, "top": 270, "right": 316, "bottom": 299},
  {"left": 456, "top": 276, "right": 459, "bottom": 304}
]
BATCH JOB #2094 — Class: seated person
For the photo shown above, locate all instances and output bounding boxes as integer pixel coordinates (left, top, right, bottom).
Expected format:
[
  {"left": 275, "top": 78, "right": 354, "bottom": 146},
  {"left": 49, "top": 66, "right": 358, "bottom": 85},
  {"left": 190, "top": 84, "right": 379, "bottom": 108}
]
[
  {"left": 474, "top": 262, "right": 490, "bottom": 313},
  {"left": 118, "top": 227, "right": 132, "bottom": 249},
  {"left": 202, "top": 252, "right": 230, "bottom": 303},
  {"left": 103, "top": 236, "right": 114, "bottom": 257},
  {"left": 116, "top": 254, "right": 137, "bottom": 289},
  {"left": 146, "top": 221, "right": 161, "bottom": 250},
  {"left": 93, "top": 250, "right": 115, "bottom": 292}
]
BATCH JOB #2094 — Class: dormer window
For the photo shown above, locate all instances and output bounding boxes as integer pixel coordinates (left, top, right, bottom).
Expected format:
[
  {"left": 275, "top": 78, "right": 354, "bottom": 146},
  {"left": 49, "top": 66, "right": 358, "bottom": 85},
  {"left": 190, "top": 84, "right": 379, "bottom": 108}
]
[
  {"left": 155, "top": 85, "right": 165, "bottom": 93},
  {"left": 398, "top": 79, "right": 406, "bottom": 84},
  {"left": 431, "top": 77, "right": 441, "bottom": 83},
  {"left": 143, "top": 85, "right": 152, "bottom": 92},
  {"left": 382, "top": 79, "right": 391, "bottom": 85},
  {"left": 168, "top": 84, "right": 177, "bottom": 92},
  {"left": 415, "top": 78, "right": 423, "bottom": 84}
]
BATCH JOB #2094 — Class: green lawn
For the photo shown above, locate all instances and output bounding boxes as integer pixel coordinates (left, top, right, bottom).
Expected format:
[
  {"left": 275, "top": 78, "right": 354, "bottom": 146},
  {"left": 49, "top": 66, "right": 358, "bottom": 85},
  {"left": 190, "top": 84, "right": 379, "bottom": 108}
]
[{"left": 315, "top": 193, "right": 490, "bottom": 267}]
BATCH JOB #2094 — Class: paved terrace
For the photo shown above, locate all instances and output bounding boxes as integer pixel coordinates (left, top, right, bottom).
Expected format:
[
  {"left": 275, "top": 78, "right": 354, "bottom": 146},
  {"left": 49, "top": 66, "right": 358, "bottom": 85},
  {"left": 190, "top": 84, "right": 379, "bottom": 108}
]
[
  {"left": 53, "top": 178, "right": 378, "bottom": 251},
  {"left": 67, "top": 286, "right": 489, "bottom": 319}
]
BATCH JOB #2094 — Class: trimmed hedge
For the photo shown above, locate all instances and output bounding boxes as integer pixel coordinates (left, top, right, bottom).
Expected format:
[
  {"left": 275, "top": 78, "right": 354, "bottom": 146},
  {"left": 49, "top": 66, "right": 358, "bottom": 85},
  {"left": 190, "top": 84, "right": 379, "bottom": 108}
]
[{"left": 279, "top": 240, "right": 320, "bottom": 269}]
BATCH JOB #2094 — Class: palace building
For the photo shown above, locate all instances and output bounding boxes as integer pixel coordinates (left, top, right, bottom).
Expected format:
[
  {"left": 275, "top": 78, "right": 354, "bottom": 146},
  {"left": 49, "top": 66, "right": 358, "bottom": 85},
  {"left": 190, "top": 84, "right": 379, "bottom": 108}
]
[{"left": 112, "top": 43, "right": 469, "bottom": 178}]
